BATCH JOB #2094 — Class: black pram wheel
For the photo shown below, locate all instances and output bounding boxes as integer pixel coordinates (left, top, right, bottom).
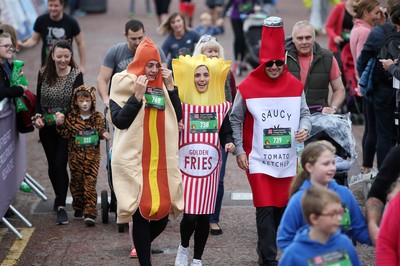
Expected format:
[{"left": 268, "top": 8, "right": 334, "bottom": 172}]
[{"left": 101, "top": 190, "right": 109, "bottom": 224}]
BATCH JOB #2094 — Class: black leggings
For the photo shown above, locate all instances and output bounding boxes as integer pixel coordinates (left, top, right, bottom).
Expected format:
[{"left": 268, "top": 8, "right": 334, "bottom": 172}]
[
  {"left": 230, "top": 18, "right": 246, "bottom": 61},
  {"left": 180, "top": 214, "right": 210, "bottom": 260},
  {"left": 362, "top": 99, "right": 376, "bottom": 168},
  {"left": 39, "top": 125, "right": 69, "bottom": 209},
  {"left": 132, "top": 210, "right": 169, "bottom": 266}
]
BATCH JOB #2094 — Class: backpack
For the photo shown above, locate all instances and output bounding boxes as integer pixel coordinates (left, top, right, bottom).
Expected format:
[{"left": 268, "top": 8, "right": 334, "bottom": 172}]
[{"left": 375, "top": 23, "right": 400, "bottom": 84}]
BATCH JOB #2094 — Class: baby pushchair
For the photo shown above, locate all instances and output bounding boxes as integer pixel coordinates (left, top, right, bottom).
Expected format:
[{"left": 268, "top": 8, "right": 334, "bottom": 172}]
[
  {"left": 306, "top": 112, "right": 357, "bottom": 186},
  {"left": 100, "top": 108, "right": 125, "bottom": 232},
  {"left": 242, "top": 12, "right": 269, "bottom": 69}
]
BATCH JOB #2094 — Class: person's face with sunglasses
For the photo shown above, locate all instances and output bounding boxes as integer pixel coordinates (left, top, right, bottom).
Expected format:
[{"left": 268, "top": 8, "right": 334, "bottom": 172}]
[{"left": 264, "top": 60, "right": 284, "bottom": 79}]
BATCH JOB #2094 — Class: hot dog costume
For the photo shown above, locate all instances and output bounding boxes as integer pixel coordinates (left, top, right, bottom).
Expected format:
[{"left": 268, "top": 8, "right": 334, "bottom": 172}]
[
  {"left": 110, "top": 38, "right": 183, "bottom": 223},
  {"left": 172, "top": 54, "right": 232, "bottom": 214}
]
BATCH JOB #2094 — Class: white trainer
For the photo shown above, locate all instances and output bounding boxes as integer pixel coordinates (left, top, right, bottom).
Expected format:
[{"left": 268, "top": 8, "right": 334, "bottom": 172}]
[
  {"left": 175, "top": 244, "right": 190, "bottom": 266},
  {"left": 191, "top": 259, "right": 202, "bottom": 266}
]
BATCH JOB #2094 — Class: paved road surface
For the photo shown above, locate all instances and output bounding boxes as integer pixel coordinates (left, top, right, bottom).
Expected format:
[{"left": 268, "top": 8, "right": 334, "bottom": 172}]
[{"left": 0, "top": 0, "right": 375, "bottom": 265}]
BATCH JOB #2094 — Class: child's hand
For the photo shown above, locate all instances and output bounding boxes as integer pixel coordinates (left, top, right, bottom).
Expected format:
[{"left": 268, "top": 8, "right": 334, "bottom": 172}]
[
  {"left": 216, "top": 18, "right": 224, "bottom": 27},
  {"left": 103, "top": 131, "right": 111, "bottom": 140},
  {"left": 225, "top": 142, "right": 235, "bottom": 153},
  {"left": 55, "top": 112, "right": 65, "bottom": 125}
]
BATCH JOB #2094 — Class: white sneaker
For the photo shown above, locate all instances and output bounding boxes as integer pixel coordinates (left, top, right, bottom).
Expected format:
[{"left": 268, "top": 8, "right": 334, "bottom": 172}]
[
  {"left": 175, "top": 244, "right": 190, "bottom": 266},
  {"left": 363, "top": 171, "right": 377, "bottom": 183},
  {"left": 191, "top": 259, "right": 202, "bottom": 266}
]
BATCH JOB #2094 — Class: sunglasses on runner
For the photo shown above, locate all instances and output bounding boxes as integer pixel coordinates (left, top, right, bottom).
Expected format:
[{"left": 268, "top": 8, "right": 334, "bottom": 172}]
[{"left": 265, "top": 60, "right": 285, "bottom": 67}]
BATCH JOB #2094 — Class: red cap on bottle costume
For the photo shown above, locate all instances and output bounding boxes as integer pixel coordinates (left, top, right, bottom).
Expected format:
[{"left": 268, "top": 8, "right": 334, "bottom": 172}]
[{"left": 259, "top": 16, "right": 285, "bottom": 64}]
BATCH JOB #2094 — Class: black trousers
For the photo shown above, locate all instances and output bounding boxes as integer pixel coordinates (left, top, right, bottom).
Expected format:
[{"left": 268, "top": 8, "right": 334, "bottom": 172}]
[
  {"left": 256, "top": 206, "right": 285, "bottom": 266},
  {"left": 132, "top": 210, "right": 168, "bottom": 266},
  {"left": 230, "top": 18, "right": 246, "bottom": 61},
  {"left": 39, "top": 125, "right": 69, "bottom": 209},
  {"left": 180, "top": 214, "right": 211, "bottom": 260}
]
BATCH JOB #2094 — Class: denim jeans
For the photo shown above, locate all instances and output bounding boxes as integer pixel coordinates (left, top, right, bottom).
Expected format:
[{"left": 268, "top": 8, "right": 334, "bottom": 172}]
[{"left": 210, "top": 148, "right": 228, "bottom": 223}]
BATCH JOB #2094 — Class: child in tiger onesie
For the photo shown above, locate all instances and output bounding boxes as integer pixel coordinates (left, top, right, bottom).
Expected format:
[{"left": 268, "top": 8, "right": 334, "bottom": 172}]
[{"left": 56, "top": 84, "right": 111, "bottom": 226}]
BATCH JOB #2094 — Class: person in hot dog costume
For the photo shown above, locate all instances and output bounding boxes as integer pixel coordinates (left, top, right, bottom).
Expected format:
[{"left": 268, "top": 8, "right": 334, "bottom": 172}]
[
  {"left": 172, "top": 54, "right": 235, "bottom": 266},
  {"left": 230, "top": 17, "right": 311, "bottom": 266},
  {"left": 109, "top": 37, "right": 183, "bottom": 266}
]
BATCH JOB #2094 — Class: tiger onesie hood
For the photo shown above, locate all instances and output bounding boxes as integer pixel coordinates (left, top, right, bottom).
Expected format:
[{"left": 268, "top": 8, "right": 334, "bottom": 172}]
[{"left": 70, "top": 84, "right": 97, "bottom": 114}]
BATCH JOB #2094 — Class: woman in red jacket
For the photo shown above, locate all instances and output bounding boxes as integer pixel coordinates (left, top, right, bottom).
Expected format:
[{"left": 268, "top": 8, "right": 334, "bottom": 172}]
[
  {"left": 326, "top": 0, "right": 361, "bottom": 124},
  {"left": 326, "top": 0, "right": 356, "bottom": 57}
]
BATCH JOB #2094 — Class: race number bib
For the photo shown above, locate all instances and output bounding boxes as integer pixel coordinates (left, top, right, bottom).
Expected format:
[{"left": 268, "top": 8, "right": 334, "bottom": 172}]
[
  {"left": 190, "top": 112, "right": 218, "bottom": 133},
  {"left": 263, "top": 127, "right": 292, "bottom": 149},
  {"left": 145, "top": 87, "right": 165, "bottom": 110},
  {"left": 75, "top": 129, "right": 99, "bottom": 147},
  {"left": 308, "top": 250, "right": 352, "bottom": 266}
]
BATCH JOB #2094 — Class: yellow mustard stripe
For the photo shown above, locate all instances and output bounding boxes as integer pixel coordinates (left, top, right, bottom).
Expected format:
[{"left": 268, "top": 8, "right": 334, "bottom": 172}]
[
  {"left": 1, "top": 227, "right": 35, "bottom": 266},
  {"left": 148, "top": 108, "right": 161, "bottom": 216}
]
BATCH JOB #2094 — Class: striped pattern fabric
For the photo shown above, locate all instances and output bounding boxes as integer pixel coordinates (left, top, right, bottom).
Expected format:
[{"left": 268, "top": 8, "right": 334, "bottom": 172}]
[{"left": 180, "top": 102, "right": 231, "bottom": 214}]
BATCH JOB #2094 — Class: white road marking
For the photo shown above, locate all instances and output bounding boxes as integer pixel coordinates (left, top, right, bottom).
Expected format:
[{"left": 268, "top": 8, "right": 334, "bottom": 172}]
[{"left": 230, "top": 192, "right": 253, "bottom": 200}]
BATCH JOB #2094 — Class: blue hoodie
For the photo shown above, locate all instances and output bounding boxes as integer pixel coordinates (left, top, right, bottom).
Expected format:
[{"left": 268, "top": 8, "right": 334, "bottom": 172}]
[
  {"left": 279, "top": 226, "right": 362, "bottom": 266},
  {"left": 277, "top": 179, "right": 371, "bottom": 251}
]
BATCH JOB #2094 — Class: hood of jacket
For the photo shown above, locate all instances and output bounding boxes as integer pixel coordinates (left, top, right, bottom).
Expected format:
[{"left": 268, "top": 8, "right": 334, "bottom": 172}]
[
  {"left": 299, "top": 178, "right": 339, "bottom": 192},
  {"left": 71, "top": 84, "right": 97, "bottom": 114},
  {"left": 293, "top": 225, "right": 342, "bottom": 247}
]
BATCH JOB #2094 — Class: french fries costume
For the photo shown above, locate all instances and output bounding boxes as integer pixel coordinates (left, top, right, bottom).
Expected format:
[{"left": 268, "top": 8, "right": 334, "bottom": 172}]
[{"left": 172, "top": 54, "right": 231, "bottom": 214}]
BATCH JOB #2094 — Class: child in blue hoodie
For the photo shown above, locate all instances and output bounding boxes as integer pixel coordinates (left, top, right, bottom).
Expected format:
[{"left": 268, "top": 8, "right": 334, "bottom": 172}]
[
  {"left": 277, "top": 140, "right": 371, "bottom": 251},
  {"left": 279, "top": 186, "right": 362, "bottom": 265}
]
